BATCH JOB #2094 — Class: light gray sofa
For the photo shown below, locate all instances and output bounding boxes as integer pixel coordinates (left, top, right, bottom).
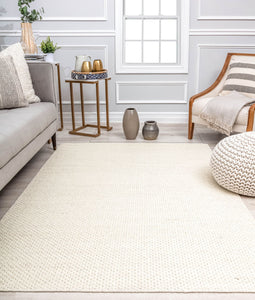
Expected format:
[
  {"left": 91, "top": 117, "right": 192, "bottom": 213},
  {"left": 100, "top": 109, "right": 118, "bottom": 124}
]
[{"left": 0, "top": 61, "right": 58, "bottom": 191}]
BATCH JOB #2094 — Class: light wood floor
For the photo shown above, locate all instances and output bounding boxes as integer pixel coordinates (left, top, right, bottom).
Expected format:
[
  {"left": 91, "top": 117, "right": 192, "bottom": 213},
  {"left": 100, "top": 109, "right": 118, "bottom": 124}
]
[{"left": 0, "top": 122, "right": 254, "bottom": 300}]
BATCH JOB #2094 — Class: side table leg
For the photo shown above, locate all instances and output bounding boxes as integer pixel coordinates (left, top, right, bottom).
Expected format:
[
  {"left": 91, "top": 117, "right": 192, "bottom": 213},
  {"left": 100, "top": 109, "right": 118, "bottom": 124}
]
[
  {"left": 105, "top": 78, "right": 112, "bottom": 131},
  {"left": 96, "top": 82, "right": 101, "bottom": 136},
  {"left": 56, "top": 63, "right": 64, "bottom": 131},
  {"left": 70, "top": 82, "right": 76, "bottom": 131},
  {"left": 80, "top": 83, "right": 85, "bottom": 127}
]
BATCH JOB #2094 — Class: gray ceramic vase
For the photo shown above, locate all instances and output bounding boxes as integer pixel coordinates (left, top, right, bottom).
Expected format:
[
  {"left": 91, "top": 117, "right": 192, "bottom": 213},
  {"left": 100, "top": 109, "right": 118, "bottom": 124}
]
[
  {"left": 122, "top": 108, "right": 140, "bottom": 140},
  {"left": 142, "top": 121, "right": 159, "bottom": 140}
]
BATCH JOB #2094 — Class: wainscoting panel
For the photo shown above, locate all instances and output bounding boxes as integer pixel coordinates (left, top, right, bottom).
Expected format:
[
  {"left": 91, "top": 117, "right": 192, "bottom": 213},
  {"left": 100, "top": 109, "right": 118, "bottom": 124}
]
[
  {"left": 198, "top": 0, "right": 255, "bottom": 20},
  {"left": 0, "top": 0, "right": 107, "bottom": 21},
  {"left": 196, "top": 44, "right": 255, "bottom": 92},
  {"left": 116, "top": 81, "right": 188, "bottom": 104}
]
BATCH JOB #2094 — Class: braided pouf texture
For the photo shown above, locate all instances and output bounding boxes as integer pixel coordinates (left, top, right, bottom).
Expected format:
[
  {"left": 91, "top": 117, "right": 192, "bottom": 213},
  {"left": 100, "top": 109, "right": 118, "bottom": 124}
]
[{"left": 211, "top": 132, "right": 255, "bottom": 197}]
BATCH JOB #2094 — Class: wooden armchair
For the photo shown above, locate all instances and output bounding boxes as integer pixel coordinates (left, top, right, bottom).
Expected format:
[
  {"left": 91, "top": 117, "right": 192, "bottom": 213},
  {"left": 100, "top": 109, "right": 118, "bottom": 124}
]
[{"left": 188, "top": 53, "right": 255, "bottom": 139}]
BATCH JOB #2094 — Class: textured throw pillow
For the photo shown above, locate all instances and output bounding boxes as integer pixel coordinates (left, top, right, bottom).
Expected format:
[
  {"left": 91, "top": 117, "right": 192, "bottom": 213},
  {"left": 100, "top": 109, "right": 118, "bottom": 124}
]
[
  {"left": 221, "top": 55, "right": 255, "bottom": 99},
  {"left": 0, "top": 55, "right": 28, "bottom": 109},
  {"left": 0, "top": 43, "right": 40, "bottom": 103}
]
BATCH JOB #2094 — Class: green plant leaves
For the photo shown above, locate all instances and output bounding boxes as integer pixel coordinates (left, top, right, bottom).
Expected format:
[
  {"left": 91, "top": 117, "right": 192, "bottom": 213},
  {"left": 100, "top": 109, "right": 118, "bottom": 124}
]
[
  {"left": 18, "top": 0, "right": 44, "bottom": 23},
  {"left": 40, "top": 37, "right": 61, "bottom": 54}
]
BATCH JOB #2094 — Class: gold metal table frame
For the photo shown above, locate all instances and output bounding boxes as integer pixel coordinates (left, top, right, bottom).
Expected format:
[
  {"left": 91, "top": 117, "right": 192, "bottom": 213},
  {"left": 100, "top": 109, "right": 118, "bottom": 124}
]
[{"left": 65, "top": 78, "right": 112, "bottom": 138}]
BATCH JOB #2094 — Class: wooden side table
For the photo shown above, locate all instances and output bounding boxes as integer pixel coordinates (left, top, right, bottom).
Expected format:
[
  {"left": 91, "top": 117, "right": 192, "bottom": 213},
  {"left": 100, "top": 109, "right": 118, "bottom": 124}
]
[
  {"left": 65, "top": 78, "right": 112, "bottom": 138},
  {"left": 55, "top": 63, "right": 64, "bottom": 131}
]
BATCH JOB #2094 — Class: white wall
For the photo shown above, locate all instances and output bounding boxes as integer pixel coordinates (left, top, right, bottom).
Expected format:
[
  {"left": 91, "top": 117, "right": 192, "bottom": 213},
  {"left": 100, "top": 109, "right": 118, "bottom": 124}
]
[{"left": 1, "top": 0, "right": 255, "bottom": 122}]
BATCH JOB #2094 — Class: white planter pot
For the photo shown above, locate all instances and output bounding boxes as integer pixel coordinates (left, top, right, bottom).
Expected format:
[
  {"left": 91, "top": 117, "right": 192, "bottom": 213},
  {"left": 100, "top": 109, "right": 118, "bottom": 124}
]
[{"left": 45, "top": 53, "right": 54, "bottom": 63}]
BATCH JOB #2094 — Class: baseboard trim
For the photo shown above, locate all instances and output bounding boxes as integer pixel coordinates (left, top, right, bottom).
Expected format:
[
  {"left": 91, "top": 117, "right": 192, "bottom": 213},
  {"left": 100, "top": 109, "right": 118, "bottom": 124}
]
[{"left": 62, "top": 112, "right": 188, "bottom": 124}]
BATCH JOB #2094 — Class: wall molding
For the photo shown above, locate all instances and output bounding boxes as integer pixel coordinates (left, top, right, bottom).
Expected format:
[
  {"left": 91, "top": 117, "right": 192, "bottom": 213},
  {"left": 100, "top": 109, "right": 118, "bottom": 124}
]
[
  {"left": 115, "top": 81, "right": 188, "bottom": 104},
  {"left": 197, "top": 0, "right": 255, "bottom": 20},
  {"left": 190, "top": 29, "right": 255, "bottom": 36},
  {"left": 3, "top": 29, "right": 255, "bottom": 38},
  {"left": 196, "top": 43, "right": 255, "bottom": 92},
  {"left": 0, "top": 30, "right": 116, "bottom": 37},
  {"left": 0, "top": 0, "right": 108, "bottom": 21},
  {"left": 0, "top": 44, "right": 109, "bottom": 70},
  {"left": 197, "top": 16, "right": 255, "bottom": 21},
  {"left": 63, "top": 112, "right": 188, "bottom": 123}
]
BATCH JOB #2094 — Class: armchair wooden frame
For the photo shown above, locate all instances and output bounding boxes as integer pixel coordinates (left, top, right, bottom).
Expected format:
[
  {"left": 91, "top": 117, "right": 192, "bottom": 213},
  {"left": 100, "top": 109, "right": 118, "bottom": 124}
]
[{"left": 188, "top": 53, "right": 255, "bottom": 140}]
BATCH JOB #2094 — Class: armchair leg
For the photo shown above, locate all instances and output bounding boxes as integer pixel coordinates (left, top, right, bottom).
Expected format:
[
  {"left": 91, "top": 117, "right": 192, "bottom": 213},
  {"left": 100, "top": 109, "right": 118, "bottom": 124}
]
[
  {"left": 51, "top": 133, "right": 57, "bottom": 150},
  {"left": 188, "top": 122, "right": 195, "bottom": 140},
  {"left": 246, "top": 107, "right": 255, "bottom": 132}
]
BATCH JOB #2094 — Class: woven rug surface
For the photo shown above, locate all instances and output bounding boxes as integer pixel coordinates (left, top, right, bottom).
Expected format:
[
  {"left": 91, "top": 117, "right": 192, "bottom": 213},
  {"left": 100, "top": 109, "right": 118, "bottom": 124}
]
[{"left": 0, "top": 143, "right": 255, "bottom": 292}]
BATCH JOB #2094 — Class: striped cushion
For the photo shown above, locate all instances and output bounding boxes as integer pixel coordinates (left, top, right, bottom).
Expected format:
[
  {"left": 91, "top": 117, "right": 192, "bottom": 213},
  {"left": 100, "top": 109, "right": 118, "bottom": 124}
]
[{"left": 221, "top": 56, "right": 255, "bottom": 99}]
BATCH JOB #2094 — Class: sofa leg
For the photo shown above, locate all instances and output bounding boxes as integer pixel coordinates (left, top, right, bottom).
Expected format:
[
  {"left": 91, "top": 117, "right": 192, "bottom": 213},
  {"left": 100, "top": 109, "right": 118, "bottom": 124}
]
[
  {"left": 51, "top": 133, "right": 57, "bottom": 150},
  {"left": 188, "top": 122, "right": 195, "bottom": 140}
]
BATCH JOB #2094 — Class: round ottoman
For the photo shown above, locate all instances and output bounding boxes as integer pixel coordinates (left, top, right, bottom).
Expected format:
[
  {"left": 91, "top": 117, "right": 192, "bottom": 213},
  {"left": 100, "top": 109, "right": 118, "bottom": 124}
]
[{"left": 210, "top": 132, "right": 255, "bottom": 197}]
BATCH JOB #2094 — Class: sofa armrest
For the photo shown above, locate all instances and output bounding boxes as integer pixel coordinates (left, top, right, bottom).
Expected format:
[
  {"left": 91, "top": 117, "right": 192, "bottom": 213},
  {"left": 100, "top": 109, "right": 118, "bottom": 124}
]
[{"left": 27, "top": 61, "right": 58, "bottom": 105}]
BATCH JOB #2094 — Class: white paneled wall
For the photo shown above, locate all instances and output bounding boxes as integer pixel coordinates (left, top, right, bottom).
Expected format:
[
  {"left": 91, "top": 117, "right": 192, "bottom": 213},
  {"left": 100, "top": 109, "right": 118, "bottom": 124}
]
[{"left": 0, "top": 0, "right": 255, "bottom": 122}]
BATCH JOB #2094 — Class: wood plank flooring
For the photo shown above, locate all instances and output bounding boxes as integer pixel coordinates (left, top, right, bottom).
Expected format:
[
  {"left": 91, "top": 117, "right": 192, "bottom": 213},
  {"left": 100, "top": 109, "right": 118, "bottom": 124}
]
[{"left": 0, "top": 122, "right": 254, "bottom": 300}]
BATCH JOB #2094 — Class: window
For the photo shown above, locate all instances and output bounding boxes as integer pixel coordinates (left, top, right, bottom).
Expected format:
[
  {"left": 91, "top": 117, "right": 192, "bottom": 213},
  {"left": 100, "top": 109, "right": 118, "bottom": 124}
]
[{"left": 116, "top": 0, "right": 189, "bottom": 73}]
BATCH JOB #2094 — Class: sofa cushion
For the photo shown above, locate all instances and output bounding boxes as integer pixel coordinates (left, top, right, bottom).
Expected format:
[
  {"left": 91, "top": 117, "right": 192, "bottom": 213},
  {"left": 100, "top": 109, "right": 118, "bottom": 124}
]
[
  {"left": 0, "top": 43, "right": 40, "bottom": 104},
  {"left": 0, "top": 55, "right": 28, "bottom": 109},
  {"left": 193, "top": 97, "right": 250, "bottom": 126},
  {"left": 0, "top": 102, "right": 56, "bottom": 168}
]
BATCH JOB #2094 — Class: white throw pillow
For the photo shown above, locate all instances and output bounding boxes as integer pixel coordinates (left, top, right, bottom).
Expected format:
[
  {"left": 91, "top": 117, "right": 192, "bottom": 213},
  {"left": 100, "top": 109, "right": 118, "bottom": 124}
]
[
  {"left": 0, "top": 55, "right": 28, "bottom": 109},
  {"left": 0, "top": 43, "right": 40, "bottom": 103}
]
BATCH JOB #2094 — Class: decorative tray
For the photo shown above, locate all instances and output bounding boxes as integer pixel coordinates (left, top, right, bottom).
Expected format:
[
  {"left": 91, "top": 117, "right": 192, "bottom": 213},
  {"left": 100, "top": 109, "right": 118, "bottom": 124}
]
[{"left": 71, "top": 69, "right": 108, "bottom": 80}]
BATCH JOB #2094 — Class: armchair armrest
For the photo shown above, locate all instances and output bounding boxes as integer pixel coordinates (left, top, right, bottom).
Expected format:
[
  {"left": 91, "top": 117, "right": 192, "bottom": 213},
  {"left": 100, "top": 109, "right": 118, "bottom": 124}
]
[
  {"left": 189, "top": 53, "right": 232, "bottom": 108},
  {"left": 27, "top": 61, "right": 58, "bottom": 105},
  {"left": 188, "top": 53, "right": 232, "bottom": 139}
]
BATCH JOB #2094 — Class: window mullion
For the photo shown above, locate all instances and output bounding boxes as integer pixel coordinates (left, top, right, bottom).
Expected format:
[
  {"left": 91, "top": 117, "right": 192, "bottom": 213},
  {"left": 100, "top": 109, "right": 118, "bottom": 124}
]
[
  {"left": 123, "top": 15, "right": 126, "bottom": 65},
  {"left": 141, "top": 0, "right": 144, "bottom": 63},
  {"left": 176, "top": 14, "right": 180, "bottom": 64},
  {"left": 159, "top": 0, "right": 161, "bottom": 63}
]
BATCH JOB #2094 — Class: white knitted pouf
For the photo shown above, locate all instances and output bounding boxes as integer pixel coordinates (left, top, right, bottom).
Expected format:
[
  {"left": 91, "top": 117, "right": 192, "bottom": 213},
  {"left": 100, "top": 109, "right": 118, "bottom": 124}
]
[{"left": 210, "top": 132, "right": 255, "bottom": 197}]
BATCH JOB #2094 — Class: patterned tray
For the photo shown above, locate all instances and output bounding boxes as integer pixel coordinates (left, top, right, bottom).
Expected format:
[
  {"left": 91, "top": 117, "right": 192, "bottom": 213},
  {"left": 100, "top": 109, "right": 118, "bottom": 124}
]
[{"left": 71, "top": 69, "right": 108, "bottom": 80}]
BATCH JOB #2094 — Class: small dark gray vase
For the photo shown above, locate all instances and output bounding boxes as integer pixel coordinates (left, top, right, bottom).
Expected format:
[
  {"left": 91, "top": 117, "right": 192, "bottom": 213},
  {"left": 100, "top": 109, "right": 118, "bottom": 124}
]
[
  {"left": 142, "top": 121, "right": 159, "bottom": 140},
  {"left": 122, "top": 108, "right": 139, "bottom": 140}
]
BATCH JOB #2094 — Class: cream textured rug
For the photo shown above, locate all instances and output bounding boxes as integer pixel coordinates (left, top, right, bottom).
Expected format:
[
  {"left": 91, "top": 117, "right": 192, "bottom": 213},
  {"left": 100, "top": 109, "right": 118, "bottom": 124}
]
[{"left": 0, "top": 143, "right": 255, "bottom": 292}]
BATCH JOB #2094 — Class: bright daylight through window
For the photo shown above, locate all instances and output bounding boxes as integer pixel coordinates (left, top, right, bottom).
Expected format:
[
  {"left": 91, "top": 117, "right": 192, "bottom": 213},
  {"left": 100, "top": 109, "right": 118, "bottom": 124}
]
[{"left": 116, "top": 0, "right": 189, "bottom": 73}]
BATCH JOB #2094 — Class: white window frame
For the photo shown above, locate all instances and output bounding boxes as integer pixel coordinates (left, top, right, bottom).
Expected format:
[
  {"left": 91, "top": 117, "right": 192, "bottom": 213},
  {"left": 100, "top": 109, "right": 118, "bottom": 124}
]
[{"left": 115, "top": 0, "right": 189, "bottom": 74}]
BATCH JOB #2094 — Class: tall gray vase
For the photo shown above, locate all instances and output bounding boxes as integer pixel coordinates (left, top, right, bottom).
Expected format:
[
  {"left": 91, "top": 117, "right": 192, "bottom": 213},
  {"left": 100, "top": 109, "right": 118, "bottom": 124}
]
[{"left": 122, "top": 108, "right": 139, "bottom": 140}]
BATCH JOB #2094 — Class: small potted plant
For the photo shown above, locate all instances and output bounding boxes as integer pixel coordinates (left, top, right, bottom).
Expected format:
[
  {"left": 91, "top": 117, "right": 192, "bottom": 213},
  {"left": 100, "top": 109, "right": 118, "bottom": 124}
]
[
  {"left": 40, "top": 37, "right": 60, "bottom": 62},
  {"left": 18, "top": 0, "right": 44, "bottom": 54}
]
